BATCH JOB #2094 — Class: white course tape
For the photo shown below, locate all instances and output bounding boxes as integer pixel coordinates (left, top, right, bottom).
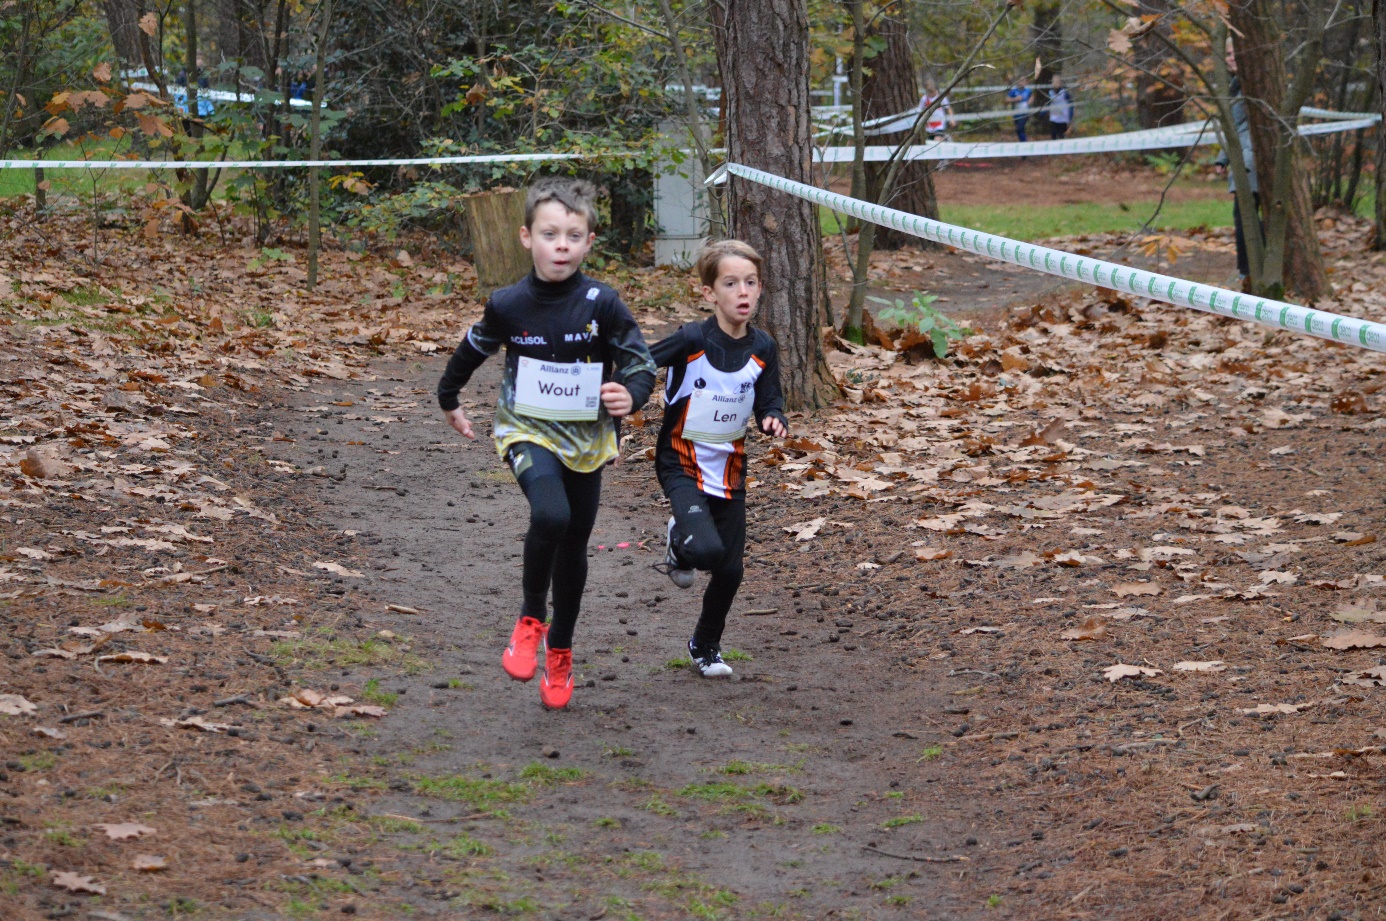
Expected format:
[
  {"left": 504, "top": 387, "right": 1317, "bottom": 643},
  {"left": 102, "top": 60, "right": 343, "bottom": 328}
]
[
  {"left": 0, "top": 151, "right": 612, "bottom": 171},
  {"left": 1301, "top": 106, "right": 1381, "bottom": 121},
  {"left": 711, "top": 161, "right": 1386, "bottom": 354},
  {"left": 812, "top": 115, "right": 1375, "bottom": 162}
]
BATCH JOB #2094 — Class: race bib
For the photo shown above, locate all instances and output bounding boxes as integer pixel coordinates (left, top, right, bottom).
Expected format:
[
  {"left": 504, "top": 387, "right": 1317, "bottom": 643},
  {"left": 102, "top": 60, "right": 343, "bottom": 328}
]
[
  {"left": 682, "top": 388, "right": 751, "bottom": 444},
  {"left": 513, "top": 358, "right": 603, "bottom": 421}
]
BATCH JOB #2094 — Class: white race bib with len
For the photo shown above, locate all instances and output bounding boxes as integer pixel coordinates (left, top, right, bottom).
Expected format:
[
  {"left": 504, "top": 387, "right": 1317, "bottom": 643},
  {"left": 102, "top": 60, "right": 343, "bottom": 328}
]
[
  {"left": 514, "top": 358, "right": 603, "bottom": 421},
  {"left": 682, "top": 389, "right": 751, "bottom": 444}
]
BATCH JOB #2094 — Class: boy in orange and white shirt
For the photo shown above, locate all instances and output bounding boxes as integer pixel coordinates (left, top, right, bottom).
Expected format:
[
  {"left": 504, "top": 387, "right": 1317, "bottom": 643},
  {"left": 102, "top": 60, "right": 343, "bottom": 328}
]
[{"left": 650, "top": 241, "right": 787, "bottom": 677}]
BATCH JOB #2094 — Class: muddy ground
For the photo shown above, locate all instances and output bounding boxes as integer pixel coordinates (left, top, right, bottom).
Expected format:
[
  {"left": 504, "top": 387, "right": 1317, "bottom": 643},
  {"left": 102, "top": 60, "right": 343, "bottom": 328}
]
[{"left": 4, "top": 158, "right": 1386, "bottom": 920}]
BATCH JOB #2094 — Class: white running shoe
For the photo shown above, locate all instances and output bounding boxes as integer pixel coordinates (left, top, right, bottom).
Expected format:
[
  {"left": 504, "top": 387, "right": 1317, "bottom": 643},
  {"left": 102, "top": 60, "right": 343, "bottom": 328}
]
[
  {"left": 688, "top": 639, "right": 733, "bottom": 678},
  {"left": 663, "top": 517, "right": 696, "bottom": 589}
]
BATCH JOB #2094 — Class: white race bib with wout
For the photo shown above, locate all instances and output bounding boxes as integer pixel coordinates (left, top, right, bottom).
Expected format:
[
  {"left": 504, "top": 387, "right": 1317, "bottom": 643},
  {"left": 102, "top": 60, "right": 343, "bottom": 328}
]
[
  {"left": 513, "top": 358, "right": 603, "bottom": 421},
  {"left": 682, "top": 388, "right": 751, "bottom": 444}
]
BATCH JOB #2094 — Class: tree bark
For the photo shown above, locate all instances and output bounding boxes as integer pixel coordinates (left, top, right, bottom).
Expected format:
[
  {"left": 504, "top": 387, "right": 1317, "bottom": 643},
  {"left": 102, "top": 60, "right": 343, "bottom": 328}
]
[
  {"left": 1132, "top": 0, "right": 1186, "bottom": 129},
  {"left": 307, "top": 0, "right": 334, "bottom": 289},
  {"left": 862, "top": 11, "right": 938, "bottom": 250},
  {"left": 1030, "top": 0, "right": 1062, "bottom": 134},
  {"left": 711, "top": 0, "right": 834, "bottom": 410},
  {"left": 1376, "top": 0, "right": 1385, "bottom": 249},
  {"left": 182, "top": 0, "right": 211, "bottom": 220},
  {"left": 1228, "top": 0, "right": 1329, "bottom": 301},
  {"left": 101, "top": 0, "right": 144, "bottom": 71}
]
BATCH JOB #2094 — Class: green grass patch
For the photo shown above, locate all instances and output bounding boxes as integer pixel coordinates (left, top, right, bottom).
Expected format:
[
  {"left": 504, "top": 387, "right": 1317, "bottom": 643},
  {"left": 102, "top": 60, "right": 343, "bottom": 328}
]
[
  {"left": 882, "top": 815, "right": 924, "bottom": 829},
  {"left": 368, "top": 815, "right": 424, "bottom": 834},
  {"left": 361, "top": 678, "right": 399, "bottom": 707},
  {"left": 413, "top": 774, "right": 529, "bottom": 812},
  {"left": 679, "top": 782, "right": 748, "bottom": 801},
  {"left": 20, "top": 752, "right": 58, "bottom": 772},
  {"left": 271, "top": 637, "right": 424, "bottom": 673},
  {"left": 722, "top": 648, "right": 752, "bottom": 662},
  {"left": 821, "top": 192, "right": 1238, "bottom": 241},
  {"left": 518, "top": 763, "right": 586, "bottom": 786},
  {"left": 594, "top": 817, "right": 620, "bottom": 828},
  {"left": 716, "top": 760, "right": 798, "bottom": 776},
  {"left": 918, "top": 746, "right": 943, "bottom": 763},
  {"left": 811, "top": 823, "right": 841, "bottom": 835},
  {"left": 441, "top": 833, "right": 492, "bottom": 858},
  {"left": 642, "top": 796, "right": 678, "bottom": 817}
]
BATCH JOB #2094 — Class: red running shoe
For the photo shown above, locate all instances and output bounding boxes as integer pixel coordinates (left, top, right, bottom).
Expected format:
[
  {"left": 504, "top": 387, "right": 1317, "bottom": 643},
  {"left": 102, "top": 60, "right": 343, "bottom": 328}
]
[
  {"left": 539, "top": 645, "right": 574, "bottom": 709},
  {"left": 502, "top": 616, "right": 547, "bottom": 681}
]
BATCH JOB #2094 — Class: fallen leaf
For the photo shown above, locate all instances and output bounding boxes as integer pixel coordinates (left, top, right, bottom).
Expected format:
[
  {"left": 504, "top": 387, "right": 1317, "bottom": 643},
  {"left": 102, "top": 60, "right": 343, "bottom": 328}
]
[
  {"left": 0, "top": 694, "right": 37, "bottom": 716},
  {"left": 32, "top": 726, "right": 66, "bottom": 739},
  {"left": 52, "top": 872, "right": 105, "bottom": 895},
  {"left": 785, "top": 517, "right": 826, "bottom": 541},
  {"left": 32, "top": 647, "right": 76, "bottom": 659},
  {"left": 1322, "top": 628, "right": 1386, "bottom": 650},
  {"left": 1293, "top": 511, "right": 1342, "bottom": 525},
  {"left": 1061, "top": 617, "right": 1108, "bottom": 641},
  {"left": 334, "top": 704, "right": 388, "bottom": 719},
  {"left": 1239, "top": 702, "right": 1313, "bottom": 715},
  {"left": 313, "top": 561, "right": 365, "bottom": 578},
  {"left": 1259, "top": 570, "right": 1298, "bottom": 585},
  {"left": 1102, "top": 663, "right": 1163, "bottom": 682},
  {"left": 1342, "top": 666, "right": 1386, "bottom": 689},
  {"left": 159, "top": 716, "right": 232, "bottom": 732},
  {"left": 132, "top": 855, "right": 167, "bottom": 872},
  {"left": 913, "top": 547, "right": 950, "bottom": 561},
  {"left": 1334, "top": 531, "right": 1377, "bottom": 546},
  {"left": 1173, "top": 660, "right": 1227, "bottom": 672},
  {"left": 1330, "top": 600, "right": 1386, "bottom": 624},
  {"left": 97, "top": 822, "right": 156, "bottom": 841},
  {"left": 97, "top": 651, "right": 168, "bottom": 665},
  {"left": 1112, "top": 582, "right": 1160, "bottom": 598},
  {"left": 997, "top": 550, "right": 1042, "bottom": 569}
]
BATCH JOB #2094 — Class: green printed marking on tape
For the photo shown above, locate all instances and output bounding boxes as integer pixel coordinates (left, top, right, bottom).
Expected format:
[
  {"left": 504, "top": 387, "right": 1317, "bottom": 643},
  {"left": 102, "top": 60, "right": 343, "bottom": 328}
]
[
  {"left": 1279, "top": 305, "right": 1291, "bottom": 328},
  {"left": 1304, "top": 312, "right": 1316, "bottom": 333}
]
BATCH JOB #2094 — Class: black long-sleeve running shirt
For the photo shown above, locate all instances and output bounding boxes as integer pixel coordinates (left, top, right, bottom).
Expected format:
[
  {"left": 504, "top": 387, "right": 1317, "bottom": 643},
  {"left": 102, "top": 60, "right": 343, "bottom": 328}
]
[{"left": 437, "top": 270, "right": 656, "bottom": 473}]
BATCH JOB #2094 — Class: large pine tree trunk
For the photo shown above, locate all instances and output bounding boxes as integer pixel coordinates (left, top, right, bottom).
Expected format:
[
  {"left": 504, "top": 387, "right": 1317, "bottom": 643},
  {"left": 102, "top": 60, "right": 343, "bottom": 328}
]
[
  {"left": 1228, "top": 0, "right": 1329, "bottom": 301},
  {"left": 1376, "top": 0, "right": 1385, "bottom": 249},
  {"left": 711, "top": 0, "right": 835, "bottom": 409},
  {"left": 862, "top": 13, "right": 938, "bottom": 250}
]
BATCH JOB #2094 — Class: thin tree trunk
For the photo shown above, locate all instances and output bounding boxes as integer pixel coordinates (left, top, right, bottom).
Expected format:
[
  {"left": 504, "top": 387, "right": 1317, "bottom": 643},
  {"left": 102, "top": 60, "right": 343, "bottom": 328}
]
[
  {"left": 1132, "top": 0, "right": 1185, "bottom": 129},
  {"left": 182, "top": 0, "right": 210, "bottom": 221},
  {"left": 861, "top": 11, "right": 937, "bottom": 250},
  {"left": 711, "top": 0, "right": 835, "bottom": 410},
  {"left": 101, "top": 0, "right": 144, "bottom": 72},
  {"left": 1376, "top": 0, "right": 1385, "bottom": 248},
  {"left": 0, "top": 3, "right": 35, "bottom": 158},
  {"left": 306, "top": 0, "right": 334, "bottom": 289},
  {"left": 1030, "top": 0, "right": 1062, "bottom": 135},
  {"left": 1228, "top": 0, "right": 1329, "bottom": 301}
]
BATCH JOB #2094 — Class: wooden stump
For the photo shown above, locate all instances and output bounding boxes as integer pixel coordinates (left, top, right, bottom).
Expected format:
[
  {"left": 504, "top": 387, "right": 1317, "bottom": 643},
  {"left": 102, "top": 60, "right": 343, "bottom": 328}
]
[{"left": 464, "top": 188, "right": 530, "bottom": 293}]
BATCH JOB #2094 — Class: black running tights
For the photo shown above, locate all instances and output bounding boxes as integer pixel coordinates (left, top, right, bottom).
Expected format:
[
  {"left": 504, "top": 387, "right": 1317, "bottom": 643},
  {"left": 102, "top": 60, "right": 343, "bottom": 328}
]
[
  {"left": 667, "top": 481, "right": 746, "bottom": 649},
  {"left": 507, "top": 443, "right": 602, "bottom": 650}
]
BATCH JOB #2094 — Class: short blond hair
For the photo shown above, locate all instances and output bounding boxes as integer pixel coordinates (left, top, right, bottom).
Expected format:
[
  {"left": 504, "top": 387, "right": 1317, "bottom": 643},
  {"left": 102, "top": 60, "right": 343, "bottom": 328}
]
[{"left": 695, "top": 239, "right": 763, "bottom": 288}]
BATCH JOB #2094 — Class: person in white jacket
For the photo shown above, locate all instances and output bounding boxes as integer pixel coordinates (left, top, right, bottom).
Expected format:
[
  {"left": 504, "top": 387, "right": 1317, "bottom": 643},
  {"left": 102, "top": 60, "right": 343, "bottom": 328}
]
[{"left": 1047, "top": 76, "right": 1074, "bottom": 140}]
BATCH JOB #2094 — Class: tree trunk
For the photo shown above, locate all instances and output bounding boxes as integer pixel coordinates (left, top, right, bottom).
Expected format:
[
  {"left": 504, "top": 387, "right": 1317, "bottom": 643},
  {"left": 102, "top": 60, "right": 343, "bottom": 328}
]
[
  {"left": 1228, "top": 0, "right": 1330, "bottom": 301},
  {"left": 1132, "top": 0, "right": 1186, "bottom": 129},
  {"left": 862, "top": 12, "right": 937, "bottom": 250},
  {"left": 711, "top": 0, "right": 834, "bottom": 410},
  {"left": 1030, "top": 0, "right": 1062, "bottom": 134},
  {"left": 101, "top": 0, "right": 144, "bottom": 71},
  {"left": 1376, "top": 0, "right": 1385, "bottom": 249},
  {"left": 306, "top": 0, "right": 333, "bottom": 289},
  {"left": 181, "top": 0, "right": 210, "bottom": 221}
]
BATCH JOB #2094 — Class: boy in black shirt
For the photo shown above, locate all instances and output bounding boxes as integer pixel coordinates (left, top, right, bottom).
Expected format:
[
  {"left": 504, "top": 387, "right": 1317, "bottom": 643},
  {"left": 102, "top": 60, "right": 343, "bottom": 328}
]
[
  {"left": 651, "top": 241, "right": 787, "bottom": 677},
  {"left": 437, "top": 179, "right": 655, "bottom": 708}
]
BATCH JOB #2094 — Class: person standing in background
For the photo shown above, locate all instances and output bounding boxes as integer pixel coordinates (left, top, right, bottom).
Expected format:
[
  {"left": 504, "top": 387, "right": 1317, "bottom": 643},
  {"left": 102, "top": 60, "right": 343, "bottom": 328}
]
[
  {"left": 920, "top": 79, "right": 955, "bottom": 139},
  {"left": 1007, "top": 77, "right": 1033, "bottom": 143},
  {"left": 1047, "top": 76, "right": 1074, "bottom": 140}
]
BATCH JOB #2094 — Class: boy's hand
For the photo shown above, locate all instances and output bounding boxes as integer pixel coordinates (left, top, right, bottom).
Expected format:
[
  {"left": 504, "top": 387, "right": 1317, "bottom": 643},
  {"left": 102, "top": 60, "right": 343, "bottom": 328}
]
[
  {"left": 761, "top": 416, "right": 788, "bottom": 438},
  {"left": 445, "top": 407, "right": 475, "bottom": 439},
  {"left": 601, "top": 382, "right": 633, "bottom": 418}
]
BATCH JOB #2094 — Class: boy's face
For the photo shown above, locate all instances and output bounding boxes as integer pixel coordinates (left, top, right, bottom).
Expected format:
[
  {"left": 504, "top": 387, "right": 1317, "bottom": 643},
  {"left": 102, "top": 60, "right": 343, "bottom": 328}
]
[
  {"left": 520, "top": 201, "right": 594, "bottom": 283},
  {"left": 701, "top": 256, "right": 761, "bottom": 329}
]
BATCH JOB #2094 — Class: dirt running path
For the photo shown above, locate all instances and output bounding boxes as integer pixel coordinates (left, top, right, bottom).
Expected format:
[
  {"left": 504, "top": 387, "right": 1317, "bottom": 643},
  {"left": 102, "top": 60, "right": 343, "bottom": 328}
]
[{"left": 264, "top": 354, "right": 996, "bottom": 919}]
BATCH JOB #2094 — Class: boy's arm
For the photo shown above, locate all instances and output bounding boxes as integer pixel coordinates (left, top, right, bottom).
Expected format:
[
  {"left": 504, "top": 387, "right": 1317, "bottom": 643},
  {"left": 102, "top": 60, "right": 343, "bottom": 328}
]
[
  {"left": 437, "top": 301, "right": 503, "bottom": 412},
  {"left": 602, "top": 296, "right": 657, "bottom": 413},
  {"left": 752, "top": 336, "right": 788, "bottom": 435}
]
